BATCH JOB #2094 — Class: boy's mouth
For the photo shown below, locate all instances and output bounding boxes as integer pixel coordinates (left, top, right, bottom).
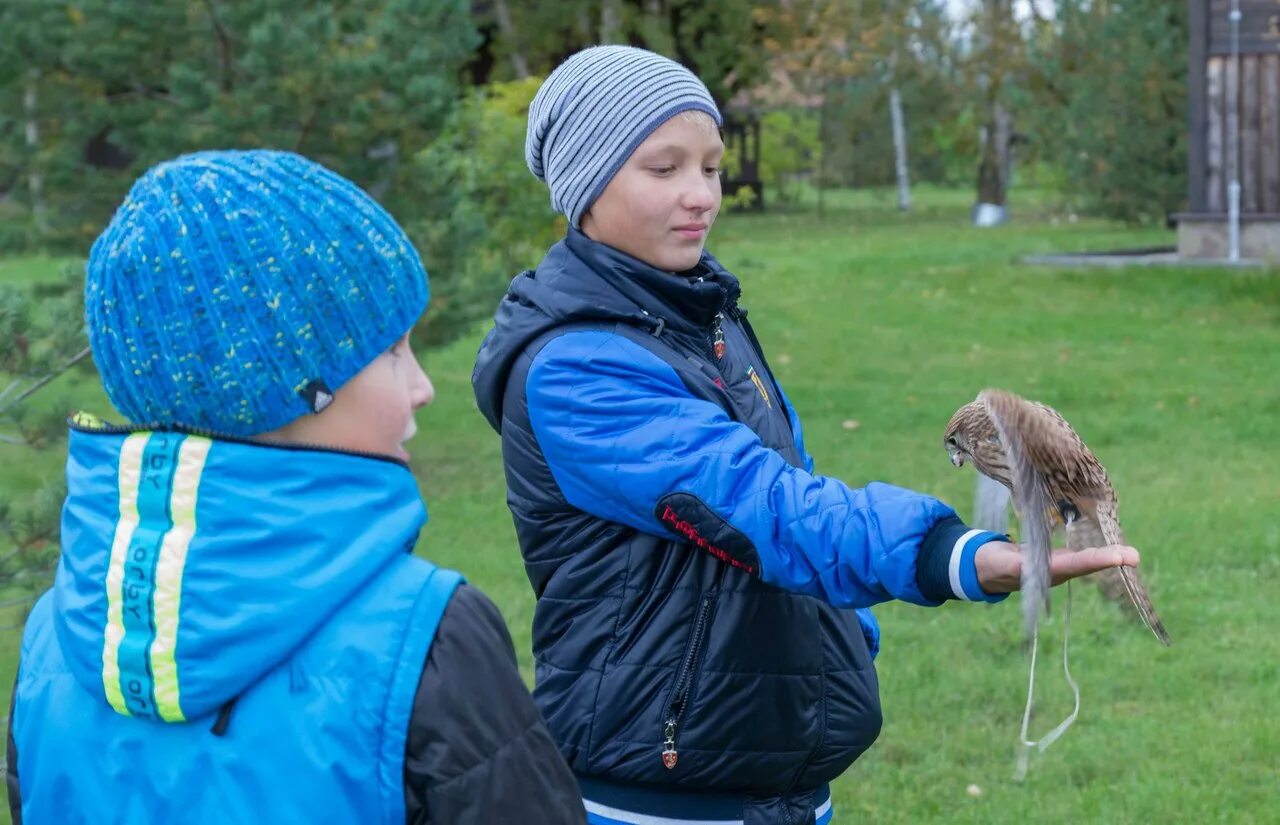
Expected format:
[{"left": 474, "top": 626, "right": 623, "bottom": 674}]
[
  {"left": 673, "top": 223, "right": 707, "bottom": 240},
  {"left": 398, "top": 424, "right": 417, "bottom": 460}
]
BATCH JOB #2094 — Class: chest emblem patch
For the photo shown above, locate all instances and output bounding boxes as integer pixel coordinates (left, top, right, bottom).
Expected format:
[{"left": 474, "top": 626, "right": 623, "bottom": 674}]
[{"left": 746, "top": 365, "right": 772, "bottom": 409}]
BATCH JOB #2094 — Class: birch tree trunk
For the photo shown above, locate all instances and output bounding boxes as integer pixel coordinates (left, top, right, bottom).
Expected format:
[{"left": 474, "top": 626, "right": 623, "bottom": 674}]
[
  {"left": 889, "top": 84, "right": 911, "bottom": 212},
  {"left": 24, "top": 68, "right": 47, "bottom": 237}
]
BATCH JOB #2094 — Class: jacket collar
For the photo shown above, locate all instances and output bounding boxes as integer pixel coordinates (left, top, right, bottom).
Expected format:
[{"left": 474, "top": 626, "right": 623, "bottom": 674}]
[
  {"left": 563, "top": 228, "right": 740, "bottom": 333},
  {"left": 55, "top": 423, "right": 426, "bottom": 723}
]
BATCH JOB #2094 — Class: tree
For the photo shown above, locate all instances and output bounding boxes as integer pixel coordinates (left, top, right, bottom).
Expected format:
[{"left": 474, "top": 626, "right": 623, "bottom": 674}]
[
  {"left": 757, "top": 0, "right": 959, "bottom": 200},
  {"left": 751, "top": 0, "right": 858, "bottom": 209},
  {"left": 1027, "top": 0, "right": 1187, "bottom": 223},
  {"left": 409, "top": 78, "right": 563, "bottom": 346},
  {"left": 480, "top": 0, "right": 782, "bottom": 108},
  {"left": 0, "top": 268, "right": 91, "bottom": 619},
  {"left": 966, "top": 0, "right": 1026, "bottom": 216},
  {"left": 888, "top": 79, "right": 911, "bottom": 211},
  {"left": 0, "top": 0, "right": 479, "bottom": 249},
  {"left": 863, "top": 2, "right": 958, "bottom": 211},
  {"left": 664, "top": 0, "right": 780, "bottom": 106}
]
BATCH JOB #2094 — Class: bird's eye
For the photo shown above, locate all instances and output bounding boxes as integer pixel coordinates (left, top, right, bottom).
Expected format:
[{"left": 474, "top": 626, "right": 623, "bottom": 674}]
[{"left": 946, "top": 437, "right": 958, "bottom": 447}]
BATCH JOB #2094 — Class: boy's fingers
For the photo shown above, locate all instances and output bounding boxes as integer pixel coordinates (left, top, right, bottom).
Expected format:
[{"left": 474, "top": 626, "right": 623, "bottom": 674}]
[{"left": 1049, "top": 545, "right": 1140, "bottom": 584}]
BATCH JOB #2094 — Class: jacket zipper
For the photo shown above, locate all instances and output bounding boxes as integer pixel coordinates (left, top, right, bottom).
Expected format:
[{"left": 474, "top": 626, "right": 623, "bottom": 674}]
[
  {"left": 661, "top": 592, "right": 717, "bottom": 770},
  {"left": 703, "top": 313, "right": 725, "bottom": 364}
]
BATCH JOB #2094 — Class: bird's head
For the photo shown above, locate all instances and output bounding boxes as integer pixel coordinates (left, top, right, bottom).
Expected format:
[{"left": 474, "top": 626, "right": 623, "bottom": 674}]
[
  {"left": 944, "top": 398, "right": 1014, "bottom": 489},
  {"left": 943, "top": 401, "right": 985, "bottom": 468}
]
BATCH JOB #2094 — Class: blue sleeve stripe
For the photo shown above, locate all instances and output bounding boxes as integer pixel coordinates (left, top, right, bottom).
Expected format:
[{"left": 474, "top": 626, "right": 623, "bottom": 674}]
[{"left": 948, "top": 529, "right": 1008, "bottom": 603}]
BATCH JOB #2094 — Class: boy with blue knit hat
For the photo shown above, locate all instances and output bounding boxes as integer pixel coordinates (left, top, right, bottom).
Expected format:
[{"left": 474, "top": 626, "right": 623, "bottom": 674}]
[
  {"left": 7, "top": 150, "right": 585, "bottom": 824},
  {"left": 473, "top": 46, "right": 1139, "bottom": 824}
]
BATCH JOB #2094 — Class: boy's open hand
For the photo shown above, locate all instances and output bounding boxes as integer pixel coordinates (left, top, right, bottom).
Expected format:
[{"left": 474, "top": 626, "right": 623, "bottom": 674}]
[{"left": 975, "top": 541, "right": 1140, "bottom": 595}]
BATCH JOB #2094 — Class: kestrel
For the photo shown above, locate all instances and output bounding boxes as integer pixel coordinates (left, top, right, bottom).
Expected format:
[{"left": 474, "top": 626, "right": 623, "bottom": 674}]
[{"left": 944, "top": 389, "right": 1171, "bottom": 646}]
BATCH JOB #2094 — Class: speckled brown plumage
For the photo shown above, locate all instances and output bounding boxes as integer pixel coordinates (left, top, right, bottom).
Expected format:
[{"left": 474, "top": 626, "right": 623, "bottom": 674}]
[{"left": 945, "top": 389, "right": 1170, "bottom": 645}]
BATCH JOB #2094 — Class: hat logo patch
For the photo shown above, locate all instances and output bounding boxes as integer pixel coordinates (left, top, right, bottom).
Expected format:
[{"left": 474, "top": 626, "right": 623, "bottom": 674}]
[{"left": 301, "top": 379, "right": 335, "bottom": 414}]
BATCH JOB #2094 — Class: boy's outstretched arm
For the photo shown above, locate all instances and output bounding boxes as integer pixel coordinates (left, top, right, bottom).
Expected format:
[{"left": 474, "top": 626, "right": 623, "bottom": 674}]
[
  {"left": 526, "top": 331, "right": 1006, "bottom": 608},
  {"left": 404, "top": 585, "right": 584, "bottom": 824}
]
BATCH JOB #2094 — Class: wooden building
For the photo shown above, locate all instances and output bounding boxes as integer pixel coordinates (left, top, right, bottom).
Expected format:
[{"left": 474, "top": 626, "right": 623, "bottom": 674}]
[
  {"left": 1177, "top": 0, "right": 1280, "bottom": 259},
  {"left": 721, "top": 115, "right": 764, "bottom": 209}
]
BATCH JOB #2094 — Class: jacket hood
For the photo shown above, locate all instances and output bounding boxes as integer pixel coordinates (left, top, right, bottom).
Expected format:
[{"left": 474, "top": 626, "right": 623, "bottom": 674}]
[
  {"left": 471, "top": 228, "right": 740, "bottom": 432},
  {"left": 52, "top": 420, "right": 426, "bottom": 723}
]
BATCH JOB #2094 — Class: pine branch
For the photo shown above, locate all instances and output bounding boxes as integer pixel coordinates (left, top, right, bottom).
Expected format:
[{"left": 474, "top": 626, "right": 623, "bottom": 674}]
[
  {"left": 0, "top": 379, "right": 21, "bottom": 406},
  {"left": 0, "top": 346, "right": 91, "bottom": 419},
  {"left": 201, "top": 0, "right": 236, "bottom": 93}
]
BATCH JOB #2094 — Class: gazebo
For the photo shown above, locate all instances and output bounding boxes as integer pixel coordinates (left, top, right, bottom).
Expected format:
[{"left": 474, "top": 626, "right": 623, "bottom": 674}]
[{"left": 721, "top": 115, "right": 764, "bottom": 209}]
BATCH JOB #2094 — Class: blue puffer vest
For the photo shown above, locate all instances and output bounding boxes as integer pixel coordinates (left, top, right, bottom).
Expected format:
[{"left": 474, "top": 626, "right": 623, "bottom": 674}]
[
  {"left": 472, "top": 231, "right": 884, "bottom": 800},
  {"left": 12, "top": 425, "right": 461, "bottom": 823}
]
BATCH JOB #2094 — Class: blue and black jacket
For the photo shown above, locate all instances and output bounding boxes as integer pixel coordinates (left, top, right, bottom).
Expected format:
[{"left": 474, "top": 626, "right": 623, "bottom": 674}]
[
  {"left": 7, "top": 421, "right": 584, "bottom": 824},
  {"left": 472, "top": 229, "right": 1005, "bottom": 819}
]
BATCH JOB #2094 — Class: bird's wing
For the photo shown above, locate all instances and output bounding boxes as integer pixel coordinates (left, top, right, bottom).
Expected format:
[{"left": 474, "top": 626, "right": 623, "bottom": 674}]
[
  {"left": 1092, "top": 496, "right": 1125, "bottom": 546},
  {"left": 1009, "top": 401, "right": 1100, "bottom": 490},
  {"left": 1074, "top": 505, "right": 1171, "bottom": 645},
  {"left": 979, "top": 389, "right": 1056, "bottom": 639}
]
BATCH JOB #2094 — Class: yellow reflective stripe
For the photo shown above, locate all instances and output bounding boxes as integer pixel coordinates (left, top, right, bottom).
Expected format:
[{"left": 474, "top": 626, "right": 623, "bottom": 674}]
[
  {"left": 70, "top": 411, "right": 106, "bottom": 429},
  {"left": 102, "top": 433, "right": 149, "bottom": 716},
  {"left": 150, "top": 436, "right": 211, "bottom": 723}
]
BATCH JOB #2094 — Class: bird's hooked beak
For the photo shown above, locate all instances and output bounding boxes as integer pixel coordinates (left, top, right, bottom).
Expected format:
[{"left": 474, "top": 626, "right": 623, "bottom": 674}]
[{"left": 949, "top": 450, "right": 965, "bottom": 468}]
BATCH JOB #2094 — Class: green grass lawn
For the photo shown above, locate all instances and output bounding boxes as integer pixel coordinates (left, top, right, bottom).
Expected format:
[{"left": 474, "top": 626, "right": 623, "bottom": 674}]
[{"left": 2, "top": 186, "right": 1277, "bottom": 821}]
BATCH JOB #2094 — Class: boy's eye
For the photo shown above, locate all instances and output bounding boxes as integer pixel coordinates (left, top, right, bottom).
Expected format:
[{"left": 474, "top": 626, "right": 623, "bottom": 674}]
[
  {"left": 704, "top": 166, "right": 720, "bottom": 175},
  {"left": 649, "top": 166, "right": 676, "bottom": 176}
]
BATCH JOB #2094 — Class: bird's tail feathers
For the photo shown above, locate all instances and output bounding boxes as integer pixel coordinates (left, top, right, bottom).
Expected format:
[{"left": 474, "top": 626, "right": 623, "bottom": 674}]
[{"left": 1115, "top": 566, "right": 1172, "bottom": 646}]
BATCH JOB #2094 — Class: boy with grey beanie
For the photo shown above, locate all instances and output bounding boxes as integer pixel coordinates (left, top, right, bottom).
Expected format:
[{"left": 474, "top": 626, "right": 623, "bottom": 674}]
[
  {"left": 474, "top": 46, "right": 1138, "bottom": 824},
  {"left": 8, "top": 150, "right": 584, "bottom": 824}
]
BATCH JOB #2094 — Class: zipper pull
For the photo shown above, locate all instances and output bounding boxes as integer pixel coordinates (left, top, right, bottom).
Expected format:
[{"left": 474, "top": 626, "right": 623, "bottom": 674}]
[
  {"left": 662, "top": 718, "right": 679, "bottom": 769},
  {"left": 640, "top": 308, "right": 666, "bottom": 338},
  {"left": 712, "top": 313, "right": 726, "bottom": 360}
]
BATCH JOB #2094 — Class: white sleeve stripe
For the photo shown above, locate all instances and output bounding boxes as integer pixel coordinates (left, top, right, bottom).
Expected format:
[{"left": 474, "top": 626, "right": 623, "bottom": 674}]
[
  {"left": 583, "top": 799, "right": 742, "bottom": 825},
  {"left": 948, "top": 529, "right": 985, "bottom": 600}
]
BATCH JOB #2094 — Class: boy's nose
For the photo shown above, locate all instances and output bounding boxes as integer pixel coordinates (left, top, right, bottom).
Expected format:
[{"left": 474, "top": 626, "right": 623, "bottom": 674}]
[
  {"left": 681, "top": 173, "right": 718, "bottom": 213},
  {"left": 413, "top": 364, "right": 435, "bottom": 408}
]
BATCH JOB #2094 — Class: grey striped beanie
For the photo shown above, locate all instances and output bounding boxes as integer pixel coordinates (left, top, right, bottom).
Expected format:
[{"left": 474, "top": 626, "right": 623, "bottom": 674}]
[{"left": 525, "top": 46, "right": 722, "bottom": 228}]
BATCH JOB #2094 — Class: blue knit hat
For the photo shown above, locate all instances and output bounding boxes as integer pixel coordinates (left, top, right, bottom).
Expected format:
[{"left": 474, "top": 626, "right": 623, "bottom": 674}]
[
  {"left": 526, "top": 46, "right": 722, "bottom": 228},
  {"left": 85, "top": 150, "right": 428, "bottom": 436}
]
